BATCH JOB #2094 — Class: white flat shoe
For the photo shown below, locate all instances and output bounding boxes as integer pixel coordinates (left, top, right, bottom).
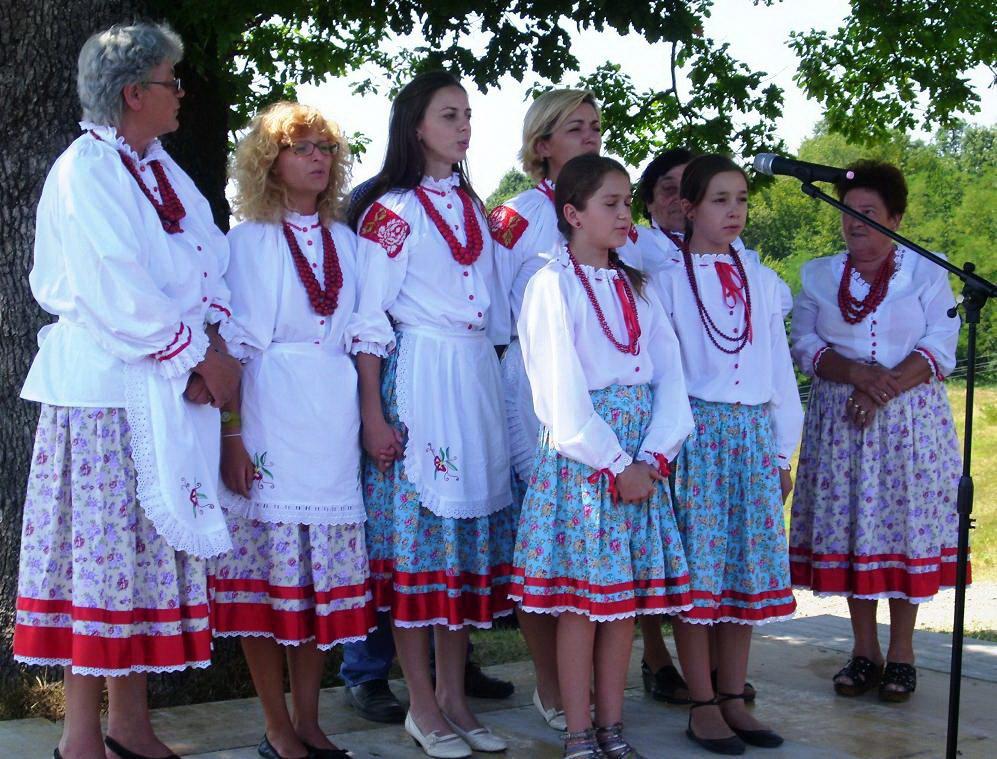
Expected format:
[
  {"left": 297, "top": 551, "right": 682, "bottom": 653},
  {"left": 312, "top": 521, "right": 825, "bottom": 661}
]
[
  {"left": 533, "top": 688, "right": 567, "bottom": 731},
  {"left": 404, "top": 712, "right": 472, "bottom": 758},
  {"left": 444, "top": 715, "right": 508, "bottom": 752}
]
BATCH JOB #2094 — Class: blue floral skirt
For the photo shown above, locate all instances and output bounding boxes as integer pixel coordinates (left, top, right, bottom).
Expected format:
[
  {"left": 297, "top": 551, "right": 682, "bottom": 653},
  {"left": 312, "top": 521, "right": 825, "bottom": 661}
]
[
  {"left": 509, "top": 383, "right": 692, "bottom": 621},
  {"left": 673, "top": 399, "right": 796, "bottom": 625},
  {"left": 363, "top": 335, "right": 517, "bottom": 629},
  {"left": 790, "top": 378, "right": 965, "bottom": 602}
]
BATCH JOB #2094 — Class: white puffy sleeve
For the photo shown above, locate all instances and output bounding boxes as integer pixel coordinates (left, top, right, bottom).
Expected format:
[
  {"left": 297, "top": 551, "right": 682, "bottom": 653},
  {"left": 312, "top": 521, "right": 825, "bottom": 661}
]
[
  {"left": 914, "top": 253, "right": 959, "bottom": 379},
  {"left": 762, "top": 267, "right": 804, "bottom": 466},
  {"left": 789, "top": 261, "right": 828, "bottom": 377},
  {"left": 636, "top": 288, "right": 694, "bottom": 465},
  {"left": 34, "top": 142, "right": 207, "bottom": 378},
  {"left": 347, "top": 194, "right": 414, "bottom": 357},
  {"left": 223, "top": 222, "right": 280, "bottom": 362},
  {"left": 519, "top": 267, "right": 631, "bottom": 473}
]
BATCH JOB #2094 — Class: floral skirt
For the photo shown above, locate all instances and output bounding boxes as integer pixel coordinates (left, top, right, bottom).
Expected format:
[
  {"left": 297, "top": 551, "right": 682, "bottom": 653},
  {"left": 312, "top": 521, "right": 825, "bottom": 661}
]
[
  {"left": 364, "top": 336, "right": 517, "bottom": 629},
  {"left": 13, "top": 405, "right": 211, "bottom": 676},
  {"left": 674, "top": 399, "right": 796, "bottom": 625},
  {"left": 790, "top": 378, "right": 966, "bottom": 602},
  {"left": 208, "top": 514, "right": 376, "bottom": 649},
  {"left": 509, "top": 383, "right": 692, "bottom": 621}
]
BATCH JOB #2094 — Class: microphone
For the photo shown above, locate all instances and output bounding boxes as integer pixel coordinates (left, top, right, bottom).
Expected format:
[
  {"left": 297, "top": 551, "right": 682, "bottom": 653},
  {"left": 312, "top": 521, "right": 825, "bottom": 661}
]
[{"left": 752, "top": 154, "right": 855, "bottom": 184}]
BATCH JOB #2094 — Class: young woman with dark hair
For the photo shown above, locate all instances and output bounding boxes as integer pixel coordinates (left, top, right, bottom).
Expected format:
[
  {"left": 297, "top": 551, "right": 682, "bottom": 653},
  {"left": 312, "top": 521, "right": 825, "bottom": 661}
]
[{"left": 348, "top": 71, "right": 514, "bottom": 758}]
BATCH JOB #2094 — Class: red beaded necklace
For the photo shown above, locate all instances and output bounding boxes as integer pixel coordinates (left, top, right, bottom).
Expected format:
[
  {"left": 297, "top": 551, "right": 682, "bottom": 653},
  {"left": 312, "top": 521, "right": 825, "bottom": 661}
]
[
  {"left": 414, "top": 185, "right": 483, "bottom": 265},
  {"left": 281, "top": 221, "right": 344, "bottom": 316},
  {"left": 89, "top": 130, "right": 185, "bottom": 233},
  {"left": 682, "top": 244, "right": 752, "bottom": 355},
  {"left": 838, "top": 250, "right": 894, "bottom": 324},
  {"left": 567, "top": 246, "right": 641, "bottom": 355}
]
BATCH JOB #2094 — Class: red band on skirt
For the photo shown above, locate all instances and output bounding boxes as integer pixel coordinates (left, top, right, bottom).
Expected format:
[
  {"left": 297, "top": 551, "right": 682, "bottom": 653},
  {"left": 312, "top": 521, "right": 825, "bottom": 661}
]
[
  {"left": 14, "top": 597, "right": 211, "bottom": 671},
  {"left": 208, "top": 576, "right": 375, "bottom": 646},
  {"left": 789, "top": 547, "right": 967, "bottom": 598},
  {"left": 370, "top": 559, "right": 514, "bottom": 626},
  {"left": 509, "top": 566, "right": 693, "bottom": 617}
]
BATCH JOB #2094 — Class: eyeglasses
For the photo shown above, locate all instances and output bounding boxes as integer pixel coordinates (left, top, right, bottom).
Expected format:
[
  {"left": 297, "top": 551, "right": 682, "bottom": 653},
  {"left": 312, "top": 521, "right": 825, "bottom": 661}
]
[
  {"left": 145, "top": 78, "right": 182, "bottom": 92},
  {"left": 283, "top": 140, "right": 339, "bottom": 157}
]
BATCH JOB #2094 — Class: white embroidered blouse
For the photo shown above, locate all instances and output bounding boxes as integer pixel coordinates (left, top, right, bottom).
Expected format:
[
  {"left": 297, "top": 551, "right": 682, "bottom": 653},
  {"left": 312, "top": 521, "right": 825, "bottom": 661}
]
[
  {"left": 790, "top": 246, "right": 959, "bottom": 380},
  {"left": 347, "top": 173, "right": 511, "bottom": 353},
  {"left": 518, "top": 245, "right": 694, "bottom": 473},
  {"left": 650, "top": 250, "right": 802, "bottom": 466},
  {"left": 21, "top": 122, "right": 232, "bottom": 407},
  {"left": 489, "top": 179, "right": 644, "bottom": 330},
  {"left": 221, "top": 214, "right": 365, "bottom": 524}
]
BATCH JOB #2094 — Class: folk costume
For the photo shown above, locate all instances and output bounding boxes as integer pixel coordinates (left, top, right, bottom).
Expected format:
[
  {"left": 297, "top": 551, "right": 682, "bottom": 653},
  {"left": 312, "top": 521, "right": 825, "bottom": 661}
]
[
  {"left": 14, "top": 123, "right": 233, "bottom": 675},
  {"left": 509, "top": 244, "right": 695, "bottom": 620},
  {"left": 789, "top": 247, "right": 965, "bottom": 601},
  {"left": 488, "top": 180, "right": 645, "bottom": 498},
  {"left": 208, "top": 214, "right": 376, "bottom": 648},
  {"left": 652, "top": 246, "right": 803, "bottom": 624},
  {"left": 351, "top": 173, "right": 516, "bottom": 629}
]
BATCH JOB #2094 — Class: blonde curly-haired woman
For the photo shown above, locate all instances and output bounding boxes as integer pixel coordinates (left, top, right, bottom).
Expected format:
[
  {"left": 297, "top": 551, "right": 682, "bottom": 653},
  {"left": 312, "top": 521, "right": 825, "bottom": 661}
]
[{"left": 208, "top": 101, "right": 376, "bottom": 759}]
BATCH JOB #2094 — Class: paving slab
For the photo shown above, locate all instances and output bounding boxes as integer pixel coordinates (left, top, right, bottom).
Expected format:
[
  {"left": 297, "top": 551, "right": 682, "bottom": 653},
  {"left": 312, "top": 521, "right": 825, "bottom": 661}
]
[{"left": 4, "top": 615, "right": 995, "bottom": 759}]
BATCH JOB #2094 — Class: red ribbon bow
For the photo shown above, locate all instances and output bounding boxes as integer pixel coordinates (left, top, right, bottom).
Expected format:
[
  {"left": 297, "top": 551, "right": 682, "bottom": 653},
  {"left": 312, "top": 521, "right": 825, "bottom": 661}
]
[
  {"left": 714, "top": 261, "right": 752, "bottom": 343},
  {"left": 651, "top": 453, "right": 672, "bottom": 478},
  {"left": 587, "top": 468, "right": 619, "bottom": 505}
]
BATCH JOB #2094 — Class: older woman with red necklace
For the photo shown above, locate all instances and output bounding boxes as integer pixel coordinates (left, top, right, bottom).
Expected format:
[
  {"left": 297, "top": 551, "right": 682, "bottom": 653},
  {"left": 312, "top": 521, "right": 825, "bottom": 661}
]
[
  {"left": 790, "top": 160, "right": 964, "bottom": 703},
  {"left": 13, "top": 21, "right": 239, "bottom": 759}
]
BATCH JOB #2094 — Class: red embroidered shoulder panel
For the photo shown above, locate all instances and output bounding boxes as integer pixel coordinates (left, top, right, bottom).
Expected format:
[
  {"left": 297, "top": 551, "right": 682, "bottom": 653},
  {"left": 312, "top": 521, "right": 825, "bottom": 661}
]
[
  {"left": 360, "top": 202, "right": 411, "bottom": 258},
  {"left": 487, "top": 205, "right": 529, "bottom": 250}
]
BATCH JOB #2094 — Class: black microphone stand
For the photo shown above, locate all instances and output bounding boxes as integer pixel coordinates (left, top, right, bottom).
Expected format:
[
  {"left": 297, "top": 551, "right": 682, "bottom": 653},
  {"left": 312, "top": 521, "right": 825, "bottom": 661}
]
[{"left": 795, "top": 180, "right": 997, "bottom": 759}]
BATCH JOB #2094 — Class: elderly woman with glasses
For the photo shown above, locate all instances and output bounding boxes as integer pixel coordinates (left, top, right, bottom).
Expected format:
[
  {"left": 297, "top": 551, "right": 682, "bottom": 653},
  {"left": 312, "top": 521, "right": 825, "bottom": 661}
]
[
  {"left": 207, "top": 101, "right": 375, "bottom": 759},
  {"left": 13, "top": 21, "right": 240, "bottom": 759}
]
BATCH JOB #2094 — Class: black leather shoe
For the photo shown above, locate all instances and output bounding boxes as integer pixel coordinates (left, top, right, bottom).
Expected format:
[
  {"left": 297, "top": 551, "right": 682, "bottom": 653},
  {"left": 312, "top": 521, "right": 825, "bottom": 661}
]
[
  {"left": 685, "top": 699, "right": 746, "bottom": 756},
  {"left": 464, "top": 660, "right": 515, "bottom": 699},
  {"left": 718, "top": 692, "right": 783, "bottom": 749},
  {"left": 105, "top": 736, "right": 180, "bottom": 759},
  {"left": 641, "top": 660, "right": 691, "bottom": 704},
  {"left": 301, "top": 740, "right": 351, "bottom": 758},
  {"left": 257, "top": 734, "right": 308, "bottom": 759},
  {"left": 342, "top": 679, "right": 405, "bottom": 724}
]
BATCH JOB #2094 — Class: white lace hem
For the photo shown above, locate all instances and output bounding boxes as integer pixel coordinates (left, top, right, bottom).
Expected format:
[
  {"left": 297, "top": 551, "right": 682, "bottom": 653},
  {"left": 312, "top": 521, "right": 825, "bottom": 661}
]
[
  {"left": 124, "top": 362, "right": 233, "bottom": 558},
  {"left": 157, "top": 327, "right": 209, "bottom": 379},
  {"left": 677, "top": 611, "right": 797, "bottom": 627},
  {"left": 211, "top": 629, "right": 374, "bottom": 650},
  {"left": 378, "top": 605, "right": 514, "bottom": 630},
  {"left": 501, "top": 339, "right": 537, "bottom": 480},
  {"left": 512, "top": 601, "right": 693, "bottom": 622},
  {"left": 793, "top": 585, "right": 945, "bottom": 604},
  {"left": 15, "top": 655, "right": 211, "bottom": 677},
  {"left": 221, "top": 489, "right": 367, "bottom": 526},
  {"left": 350, "top": 340, "right": 390, "bottom": 358}
]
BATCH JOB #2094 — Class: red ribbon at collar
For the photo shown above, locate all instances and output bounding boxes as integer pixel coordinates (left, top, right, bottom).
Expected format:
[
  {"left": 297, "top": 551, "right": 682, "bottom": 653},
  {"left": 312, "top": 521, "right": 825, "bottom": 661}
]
[
  {"left": 714, "top": 261, "right": 753, "bottom": 343},
  {"left": 613, "top": 276, "right": 642, "bottom": 356}
]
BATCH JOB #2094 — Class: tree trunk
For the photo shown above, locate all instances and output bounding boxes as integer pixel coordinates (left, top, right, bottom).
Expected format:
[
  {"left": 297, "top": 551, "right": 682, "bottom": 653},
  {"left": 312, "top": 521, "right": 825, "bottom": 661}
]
[{"left": 0, "top": 1, "right": 233, "bottom": 701}]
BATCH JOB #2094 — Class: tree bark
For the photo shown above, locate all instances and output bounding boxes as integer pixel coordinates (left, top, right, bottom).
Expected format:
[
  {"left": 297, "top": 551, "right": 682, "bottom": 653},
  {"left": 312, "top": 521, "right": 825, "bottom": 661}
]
[{"left": 0, "top": 0, "right": 232, "bottom": 698}]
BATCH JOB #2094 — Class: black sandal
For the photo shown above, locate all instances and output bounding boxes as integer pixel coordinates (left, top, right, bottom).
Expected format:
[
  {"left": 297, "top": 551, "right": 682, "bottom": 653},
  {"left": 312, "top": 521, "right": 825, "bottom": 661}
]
[
  {"left": 641, "top": 660, "right": 691, "bottom": 704},
  {"left": 710, "top": 668, "right": 757, "bottom": 702},
  {"left": 717, "top": 692, "right": 783, "bottom": 748},
  {"left": 685, "top": 698, "right": 745, "bottom": 755},
  {"left": 105, "top": 736, "right": 181, "bottom": 759},
  {"left": 832, "top": 656, "right": 883, "bottom": 697},
  {"left": 879, "top": 662, "right": 917, "bottom": 703}
]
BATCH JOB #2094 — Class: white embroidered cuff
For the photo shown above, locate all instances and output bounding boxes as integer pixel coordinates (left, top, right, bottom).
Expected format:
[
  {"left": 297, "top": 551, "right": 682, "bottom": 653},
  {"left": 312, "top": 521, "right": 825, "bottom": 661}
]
[{"left": 155, "top": 325, "right": 209, "bottom": 379}]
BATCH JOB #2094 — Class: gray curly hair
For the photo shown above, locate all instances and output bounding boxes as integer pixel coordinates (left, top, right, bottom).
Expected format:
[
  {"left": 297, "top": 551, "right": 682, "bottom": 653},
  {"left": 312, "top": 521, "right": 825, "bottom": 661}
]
[{"left": 77, "top": 21, "right": 183, "bottom": 126}]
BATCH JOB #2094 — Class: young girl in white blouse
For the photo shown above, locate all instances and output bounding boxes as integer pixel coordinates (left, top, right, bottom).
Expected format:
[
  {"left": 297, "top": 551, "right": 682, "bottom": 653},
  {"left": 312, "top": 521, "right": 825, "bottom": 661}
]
[
  {"left": 486, "top": 87, "right": 647, "bottom": 731},
  {"left": 651, "top": 154, "right": 802, "bottom": 754},
  {"left": 347, "top": 72, "right": 513, "bottom": 758},
  {"left": 512, "top": 154, "right": 694, "bottom": 759},
  {"left": 208, "top": 102, "right": 375, "bottom": 759}
]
